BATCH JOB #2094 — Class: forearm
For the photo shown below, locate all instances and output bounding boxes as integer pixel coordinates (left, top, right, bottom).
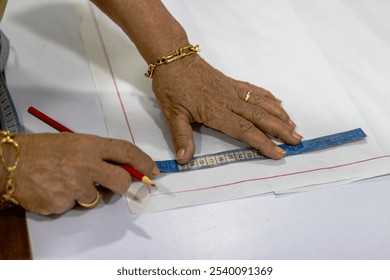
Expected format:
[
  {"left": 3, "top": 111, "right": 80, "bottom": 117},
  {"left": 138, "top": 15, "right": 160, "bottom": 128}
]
[{"left": 90, "top": 0, "right": 190, "bottom": 64}]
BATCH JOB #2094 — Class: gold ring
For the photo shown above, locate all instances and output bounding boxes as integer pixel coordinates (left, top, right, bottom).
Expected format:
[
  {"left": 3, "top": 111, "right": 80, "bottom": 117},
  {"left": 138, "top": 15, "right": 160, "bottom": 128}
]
[
  {"left": 77, "top": 191, "right": 100, "bottom": 208},
  {"left": 244, "top": 90, "right": 252, "bottom": 102}
]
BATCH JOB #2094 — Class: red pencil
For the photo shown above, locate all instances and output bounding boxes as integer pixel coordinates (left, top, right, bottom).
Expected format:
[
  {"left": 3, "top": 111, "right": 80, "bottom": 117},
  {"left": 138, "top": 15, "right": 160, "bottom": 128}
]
[{"left": 28, "top": 106, "right": 155, "bottom": 187}]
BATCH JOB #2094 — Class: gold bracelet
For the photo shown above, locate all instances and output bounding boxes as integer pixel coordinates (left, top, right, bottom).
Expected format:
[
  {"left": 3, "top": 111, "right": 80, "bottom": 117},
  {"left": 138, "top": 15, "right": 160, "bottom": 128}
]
[
  {"left": 145, "top": 44, "right": 200, "bottom": 78},
  {"left": 0, "top": 130, "right": 20, "bottom": 209}
]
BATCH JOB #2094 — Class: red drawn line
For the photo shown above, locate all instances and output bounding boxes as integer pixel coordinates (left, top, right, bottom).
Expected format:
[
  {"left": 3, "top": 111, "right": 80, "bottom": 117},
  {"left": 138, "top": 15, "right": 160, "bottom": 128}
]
[
  {"left": 88, "top": 2, "right": 136, "bottom": 145},
  {"left": 150, "top": 155, "right": 390, "bottom": 196}
]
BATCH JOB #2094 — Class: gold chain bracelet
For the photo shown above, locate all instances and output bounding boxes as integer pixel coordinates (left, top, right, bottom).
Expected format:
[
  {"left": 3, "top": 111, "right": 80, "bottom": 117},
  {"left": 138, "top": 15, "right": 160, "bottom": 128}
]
[
  {"left": 145, "top": 44, "right": 200, "bottom": 78},
  {"left": 0, "top": 130, "right": 20, "bottom": 209}
]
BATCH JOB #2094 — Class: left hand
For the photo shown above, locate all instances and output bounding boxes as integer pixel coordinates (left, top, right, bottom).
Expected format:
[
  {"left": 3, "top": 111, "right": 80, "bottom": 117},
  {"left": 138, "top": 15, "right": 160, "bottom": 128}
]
[
  {"left": 152, "top": 55, "right": 302, "bottom": 164},
  {"left": 9, "top": 133, "right": 158, "bottom": 215}
]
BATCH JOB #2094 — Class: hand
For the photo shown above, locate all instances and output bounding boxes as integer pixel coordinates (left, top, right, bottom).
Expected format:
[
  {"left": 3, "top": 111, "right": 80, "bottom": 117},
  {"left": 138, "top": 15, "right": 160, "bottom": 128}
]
[
  {"left": 152, "top": 55, "right": 303, "bottom": 164},
  {"left": 8, "top": 133, "right": 159, "bottom": 215}
]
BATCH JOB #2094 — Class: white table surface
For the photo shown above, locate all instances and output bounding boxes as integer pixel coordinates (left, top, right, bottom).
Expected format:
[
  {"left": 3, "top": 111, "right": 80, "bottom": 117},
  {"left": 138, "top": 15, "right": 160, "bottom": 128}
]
[{"left": 2, "top": 0, "right": 390, "bottom": 259}]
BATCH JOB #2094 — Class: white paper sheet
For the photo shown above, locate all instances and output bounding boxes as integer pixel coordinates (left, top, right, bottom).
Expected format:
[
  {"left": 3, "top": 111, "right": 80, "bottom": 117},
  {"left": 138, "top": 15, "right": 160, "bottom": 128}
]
[{"left": 75, "top": 0, "right": 390, "bottom": 213}]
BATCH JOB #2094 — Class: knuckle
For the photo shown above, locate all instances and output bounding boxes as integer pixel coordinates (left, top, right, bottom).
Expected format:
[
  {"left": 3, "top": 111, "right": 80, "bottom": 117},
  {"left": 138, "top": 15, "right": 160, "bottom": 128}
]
[
  {"left": 118, "top": 141, "right": 138, "bottom": 161},
  {"left": 237, "top": 119, "right": 255, "bottom": 134},
  {"left": 250, "top": 94, "right": 266, "bottom": 105},
  {"left": 259, "top": 87, "right": 274, "bottom": 98},
  {"left": 171, "top": 131, "right": 189, "bottom": 142},
  {"left": 250, "top": 108, "right": 268, "bottom": 121},
  {"left": 273, "top": 107, "right": 289, "bottom": 121}
]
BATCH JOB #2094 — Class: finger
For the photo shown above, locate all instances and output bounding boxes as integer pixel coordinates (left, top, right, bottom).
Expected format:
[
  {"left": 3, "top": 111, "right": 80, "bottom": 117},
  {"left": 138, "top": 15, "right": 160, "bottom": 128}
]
[
  {"left": 166, "top": 115, "right": 195, "bottom": 164},
  {"left": 236, "top": 87, "right": 297, "bottom": 129},
  {"left": 75, "top": 185, "right": 101, "bottom": 207},
  {"left": 94, "top": 161, "right": 132, "bottom": 194},
  {"left": 205, "top": 112, "right": 286, "bottom": 159},
  {"left": 255, "top": 87, "right": 281, "bottom": 103},
  {"left": 236, "top": 83, "right": 280, "bottom": 103},
  {"left": 239, "top": 90, "right": 291, "bottom": 123},
  {"left": 232, "top": 101, "right": 302, "bottom": 145},
  {"left": 96, "top": 137, "right": 158, "bottom": 176}
]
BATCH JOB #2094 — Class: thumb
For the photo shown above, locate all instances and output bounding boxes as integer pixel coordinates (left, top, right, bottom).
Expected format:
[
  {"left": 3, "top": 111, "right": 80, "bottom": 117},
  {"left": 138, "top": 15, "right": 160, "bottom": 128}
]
[{"left": 167, "top": 116, "right": 195, "bottom": 165}]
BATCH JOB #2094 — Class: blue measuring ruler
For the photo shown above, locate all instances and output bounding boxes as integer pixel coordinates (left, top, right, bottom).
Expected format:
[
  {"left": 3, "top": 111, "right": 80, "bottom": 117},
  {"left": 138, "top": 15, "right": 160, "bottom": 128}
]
[
  {"left": 156, "top": 128, "right": 367, "bottom": 172},
  {"left": 0, "top": 30, "right": 23, "bottom": 133}
]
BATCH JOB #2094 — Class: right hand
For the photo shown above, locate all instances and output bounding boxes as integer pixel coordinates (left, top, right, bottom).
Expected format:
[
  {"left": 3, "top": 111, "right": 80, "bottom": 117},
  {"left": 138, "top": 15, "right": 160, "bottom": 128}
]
[
  {"left": 152, "top": 55, "right": 302, "bottom": 164},
  {"left": 4, "top": 133, "right": 159, "bottom": 215}
]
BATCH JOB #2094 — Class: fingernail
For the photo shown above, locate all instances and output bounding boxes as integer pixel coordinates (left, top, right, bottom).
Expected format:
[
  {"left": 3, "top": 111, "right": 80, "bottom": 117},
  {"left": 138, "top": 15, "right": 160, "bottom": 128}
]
[
  {"left": 176, "top": 148, "right": 186, "bottom": 161},
  {"left": 292, "top": 131, "right": 303, "bottom": 141},
  {"left": 274, "top": 146, "right": 286, "bottom": 156},
  {"left": 152, "top": 165, "right": 160, "bottom": 176}
]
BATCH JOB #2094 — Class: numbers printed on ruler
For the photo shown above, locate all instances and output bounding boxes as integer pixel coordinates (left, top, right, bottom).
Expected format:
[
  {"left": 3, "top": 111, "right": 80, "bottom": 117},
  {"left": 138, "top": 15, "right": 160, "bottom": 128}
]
[{"left": 177, "top": 148, "right": 265, "bottom": 171}]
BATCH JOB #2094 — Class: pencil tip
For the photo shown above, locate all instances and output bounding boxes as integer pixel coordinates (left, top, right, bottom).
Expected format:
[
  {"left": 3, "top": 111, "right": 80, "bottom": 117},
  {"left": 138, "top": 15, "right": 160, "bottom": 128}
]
[{"left": 142, "top": 176, "right": 156, "bottom": 187}]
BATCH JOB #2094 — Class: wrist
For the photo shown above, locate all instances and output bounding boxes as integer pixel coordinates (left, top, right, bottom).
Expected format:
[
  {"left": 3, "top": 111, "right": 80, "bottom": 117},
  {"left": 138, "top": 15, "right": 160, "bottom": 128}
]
[
  {"left": 142, "top": 32, "right": 190, "bottom": 65},
  {"left": 153, "top": 53, "right": 202, "bottom": 79}
]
